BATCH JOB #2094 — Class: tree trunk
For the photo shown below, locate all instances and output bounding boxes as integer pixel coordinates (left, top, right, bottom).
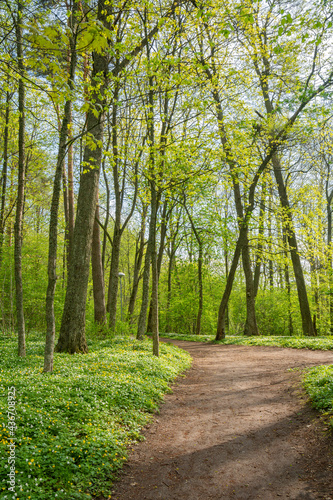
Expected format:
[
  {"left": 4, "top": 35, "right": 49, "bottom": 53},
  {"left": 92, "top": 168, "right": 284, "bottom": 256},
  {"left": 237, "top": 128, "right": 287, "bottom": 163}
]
[
  {"left": 268, "top": 188, "right": 274, "bottom": 290},
  {"left": 256, "top": 52, "right": 315, "bottom": 337},
  {"left": 107, "top": 226, "right": 121, "bottom": 330},
  {"left": 224, "top": 239, "right": 230, "bottom": 335},
  {"left": 211, "top": 86, "right": 259, "bottom": 337},
  {"left": 106, "top": 86, "right": 123, "bottom": 331},
  {"left": 242, "top": 233, "right": 259, "bottom": 336},
  {"left": 44, "top": 4, "right": 78, "bottom": 371},
  {"left": 0, "top": 91, "right": 11, "bottom": 267},
  {"left": 15, "top": 3, "right": 26, "bottom": 357},
  {"left": 184, "top": 202, "right": 204, "bottom": 335},
  {"left": 282, "top": 230, "right": 294, "bottom": 335},
  {"left": 147, "top": 200, "right": 168, "bottom": 332},
  {"left": 128, "top": 205, "right": 147, "bottom": 322},
  {"left": 137, "top": 108, "right": 154, "bottom": 342},
  {"left": 67, "top": 104, "right": 75, "bottom": 261},
  {"left": 233, "top": 180, "right": 259, "bottom": 336},
  {"left": 253, "top": 180, "right": 266, "bottom": 297},
  {"left": 92, "top": 204, "right": 106, "bottom": 325},
  {"left": 216, "top": 231, "right": 243, "bottom": 340},
  {"left": 137, "top": 62, "right": 159, "bottom": 355},
  {"left": 62, "top": 104, "right": 75, "bottom": 274},
  {"left": 310, "top": 258, "right": 320, "bottom": 334},
  {"left": 136, "top": 231, "right": 151, "bottom": 340},
  {"left": 45, "top": 94, "right": 74, "bottom": 366},
  {"left": 106, "top": 85, "right": 139, "bottom": 331},
  {"left": 165, "top": 244, "right": 175, "bottom": 333},
  {"left": 62, "top": 163, "right": 69, "bottom": 271},
  {"left": 272, "top": 154, "right": 315, "bottom": 336},
  {"left": 101, "top": 144, "right": 111, "bottom": 271},
  {"left": 326, "top": 192, "right": 333, "bottom": 333},
  {"left": 55, "top": 1, "right": 110, "bottom": 354},
  {"left": 150, "top": 184, "right": 159, "bottom": 356},
  {"left": 196, "top": 242, "right": 203, "bottom": 335}
]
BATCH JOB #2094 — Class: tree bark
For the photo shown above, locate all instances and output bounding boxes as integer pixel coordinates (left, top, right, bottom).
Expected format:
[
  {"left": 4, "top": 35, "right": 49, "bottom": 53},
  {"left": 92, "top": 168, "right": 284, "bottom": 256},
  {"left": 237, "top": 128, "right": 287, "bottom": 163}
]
[
  {"left": 0, "top": 91, "right": 11, "bottom": 267},
  {"left": 15, "top": 2, "right": 26, "bottom": 357},
  {"left": 272, "top": 154, "right": 315, "bottom": 336},
  {"left": 101, "top": 134, "right": 111, "bottom": 271},
  {"left": 210, "top": 84, "right": 259, "bottom": 336},
  {"left": 128, "top": 205, "right": 147, "bottom": 322},
  {"left": 137, "top": 76, "right": 156, "bottom": 342},
  {"left": 253, "top": 180, "right": 266, "bottom": 297},
  {"left": 326, "top": 186, "right": 333, "bottom": 333},
  {"left": 282, "top": 229, "right": 294, "bottom": 335},
  {"left": 92, "top": 204, "right": 106, "bottom": 325},
  {"left": 196, "top": 242, "right": 203, "bottom": 335},
  {"left": 254, "top": 46, "right": 315, "bottom": 336},
  {"left": 183, "top": 202, "right": 204, "bottom": 335},
  {"left": 55, "top": 0, "right": 173, "bottom": 352},
  {"left": 44, "top": 3, "right": 78, "bottom": 370},
  {"left": 242, "top": 237, "right": 259, "bottom": 336},
  {"left": 55, "top": 1, "right": 110, "bottom": 354},
  {"left": 107, "top": 226, "right": 121, "bottom": 329},
  {"left": 150, "top": 184, "right": 159, "bottom": 356},
  {"left": 106, "top": 88, "right": 121, "bottom": 331},
  {"left": 136, "top": 228, "right": 151, "bottom": 340},
  {"left": 216, "top": 231, "right": 243, "bottom": 340},
  {"left": 147, "top": 200, "right": 168, "bottom": 332},
  {"left": 62, "top": 162, "right": 69, "bottom": 271},
  {"left": 67, "top": 105, "right": 75, "bottom": 261},
  {"left": 165, "top": 242, "right": 175, "bottom": 333},
  {"left": 224, "top": 240, "right": 230, "bottom": 335},
  {"left": 106, "top": 88, "right": 142, "bottom": 330},
  {"left": 268, "top": 188, "right": 274, "bottom": 290},
  {"left": 231, "top": 172, "right": 259, "bottom": 336}
]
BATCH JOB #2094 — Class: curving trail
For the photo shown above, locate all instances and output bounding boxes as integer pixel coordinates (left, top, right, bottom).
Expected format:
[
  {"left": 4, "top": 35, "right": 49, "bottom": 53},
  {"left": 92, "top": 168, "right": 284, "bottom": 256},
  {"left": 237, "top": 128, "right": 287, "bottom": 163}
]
[{"left": 111, "top": 340, "right": 333, "bottom": 500}]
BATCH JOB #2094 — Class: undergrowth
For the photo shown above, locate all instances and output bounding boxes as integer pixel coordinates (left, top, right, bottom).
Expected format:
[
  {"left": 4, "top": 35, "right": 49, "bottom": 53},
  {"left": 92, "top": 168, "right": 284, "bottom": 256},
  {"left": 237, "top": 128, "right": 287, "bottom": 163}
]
[
  {"left": 303, "top": 365, "right": 333, "bottom": 431},
  {"left": 0, "top": 335, "right": 191, "bottom": 499},
  {"left": 161, "top": 332, "right": 333, "bottom": 350}
]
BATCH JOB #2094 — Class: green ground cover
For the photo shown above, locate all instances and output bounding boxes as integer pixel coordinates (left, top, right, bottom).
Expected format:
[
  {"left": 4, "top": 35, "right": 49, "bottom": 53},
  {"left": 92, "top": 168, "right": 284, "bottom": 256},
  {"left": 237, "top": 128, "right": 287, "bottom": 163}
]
[
  {"left": 161, "top": 332, "right": 333, "bottom": 350},
  {"left": 0, "top": 336, "right": 191, "bottom": 500},
  {"left": 303, "top": 365, "right": 333, "bottom": 431}
]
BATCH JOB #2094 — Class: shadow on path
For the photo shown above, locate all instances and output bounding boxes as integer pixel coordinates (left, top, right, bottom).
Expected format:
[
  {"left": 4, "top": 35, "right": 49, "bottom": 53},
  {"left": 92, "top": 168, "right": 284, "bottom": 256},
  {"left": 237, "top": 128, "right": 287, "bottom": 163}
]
[{"left": 109, "top": 341, "right": 333, "bottom": 500}]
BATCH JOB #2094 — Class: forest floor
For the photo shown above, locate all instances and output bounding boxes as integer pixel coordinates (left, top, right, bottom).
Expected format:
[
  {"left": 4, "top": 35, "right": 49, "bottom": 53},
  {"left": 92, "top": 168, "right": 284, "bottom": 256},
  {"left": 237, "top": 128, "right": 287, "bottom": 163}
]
[{"left": 109, "top": 339, "right": 333, "bottom": 500}]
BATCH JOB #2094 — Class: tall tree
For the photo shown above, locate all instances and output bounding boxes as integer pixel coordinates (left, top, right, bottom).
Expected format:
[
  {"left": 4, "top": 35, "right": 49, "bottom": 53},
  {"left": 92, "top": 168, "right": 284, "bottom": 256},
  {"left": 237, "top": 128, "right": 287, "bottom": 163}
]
[
  {"left": 0, "top": 91, "right": 12, "bottom": 267},
  {"left": 91, "top": 204, "right": 106, "bottom": 325},
  {"left": 55, "top": 0, "right": 113, "bottom": 353},
  {"left": 44, "top": 1, "right": 79, "bottom": 371},
  {"left": 14, "top": 1, "right": 26, "bottom": 357},
  {"left": 56, "top": 0, "right": 181, "bottom": 353},
  {"left": 183, "top": 198, "right": 203, "bottom": 335}
]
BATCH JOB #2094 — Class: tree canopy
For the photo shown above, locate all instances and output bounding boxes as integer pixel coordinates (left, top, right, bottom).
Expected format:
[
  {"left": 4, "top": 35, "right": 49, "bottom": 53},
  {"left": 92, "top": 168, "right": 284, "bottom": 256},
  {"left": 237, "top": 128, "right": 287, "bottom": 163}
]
[{"left": 1, "top": 0, "right": 333, "bottom": 364}]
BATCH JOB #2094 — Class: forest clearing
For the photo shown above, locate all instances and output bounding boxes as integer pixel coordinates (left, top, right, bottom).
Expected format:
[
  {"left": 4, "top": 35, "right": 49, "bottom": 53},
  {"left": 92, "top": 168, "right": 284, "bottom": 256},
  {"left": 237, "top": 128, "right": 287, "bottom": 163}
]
[{"left": 1, "top": 0, "right": 333, "bottom": 498}]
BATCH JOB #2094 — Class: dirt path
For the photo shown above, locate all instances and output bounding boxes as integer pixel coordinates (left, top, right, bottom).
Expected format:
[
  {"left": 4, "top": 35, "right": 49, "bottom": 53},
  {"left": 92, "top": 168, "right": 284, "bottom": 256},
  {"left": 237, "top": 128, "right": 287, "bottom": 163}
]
[{"left": 111, "top": 341, "right": 333, "bottom": 500}]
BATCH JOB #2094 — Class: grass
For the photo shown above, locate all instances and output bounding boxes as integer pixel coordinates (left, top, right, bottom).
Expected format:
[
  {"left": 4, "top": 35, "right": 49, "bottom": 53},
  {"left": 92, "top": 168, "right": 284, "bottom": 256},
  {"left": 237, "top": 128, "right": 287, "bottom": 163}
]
[
  {"left": 160, "top": 332, "right": 333, "bottom": 350},
  {"left": 2, "top": 331, "right": 333, "bottom": 499},
  {"left": 0, "top": 335, "right": 192, "bottom": 500},
  {"left": 303, "top": 365, "right": 333, "bottom": 431}
]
